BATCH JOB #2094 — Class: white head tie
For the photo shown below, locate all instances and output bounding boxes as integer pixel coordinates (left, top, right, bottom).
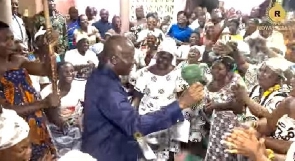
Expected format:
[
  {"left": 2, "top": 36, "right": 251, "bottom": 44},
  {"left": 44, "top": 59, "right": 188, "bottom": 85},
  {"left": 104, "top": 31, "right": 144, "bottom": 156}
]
[
  {"left": 0, "top": 108, "right": 29, "bottom": 150},
  {"left": 58, "top": 150, "right": 97, "bottom": 161},
  {"left": 263, "top": 57, "right": 290, "bottom": 81},
  {"left": 157, "top": 37, "right": 177, "bottom": 56}
]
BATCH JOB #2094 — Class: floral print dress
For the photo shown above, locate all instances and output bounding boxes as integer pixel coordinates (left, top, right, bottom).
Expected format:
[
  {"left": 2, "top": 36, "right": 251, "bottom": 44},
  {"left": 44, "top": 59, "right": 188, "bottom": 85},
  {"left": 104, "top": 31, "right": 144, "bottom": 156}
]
[
  {"left": 134, "top": 67, "right": 188, "bottom": 160},
  {"left": 204, "top": 73, "right": 245, "bottom": 161}
]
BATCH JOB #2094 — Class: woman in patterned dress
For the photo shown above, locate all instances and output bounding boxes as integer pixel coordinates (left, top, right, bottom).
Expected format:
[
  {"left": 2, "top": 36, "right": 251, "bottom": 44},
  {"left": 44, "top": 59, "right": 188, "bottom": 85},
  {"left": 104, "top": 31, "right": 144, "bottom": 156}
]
[
  {"left": 232, "top": 58, "right": 293, "bottom": 160},
  {"left": 0, "top": 21, "right": 61, "bottom": 161},
  {"left": 203, "top": 56, "right": 245, "bottom": 161},
  {"left": 132, "top": 39, "right": 188, "bottom": 160}
]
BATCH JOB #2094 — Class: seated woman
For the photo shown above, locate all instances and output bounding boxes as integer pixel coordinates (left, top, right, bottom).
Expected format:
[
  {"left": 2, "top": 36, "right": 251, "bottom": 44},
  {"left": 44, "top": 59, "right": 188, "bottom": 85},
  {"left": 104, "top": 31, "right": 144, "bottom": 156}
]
[
  {"left": 141, "top": 33, "right": 160, "bottom": 67},
  {"left": 74, "top": 14, "right": 101, "bottom": 46},
  {"left": 64, "top": 38, "right": 98, "bottom": 80},
  {"left": 136, "top": 14, "right": 164, "bottom": 46},
  {"left": 176, "top": 31, "right": 205, "bottom": 64},
  {"left": 0, "top": 108, "right": 36, "bottom": 161},
  {"left": 41, "top": 62, "right": 84, "bottom": 127},
  {"left": 40, "top": 62, "right": 84, "bottom": 152},
  {"left": 0, "top": 108, "right": 93, "bottom": 161},
  {"left": 168, "top": 11, "right": 193, "bottom": 44},
  {"left": 202, "top": 22, "right": 215, "bottom": 48}
]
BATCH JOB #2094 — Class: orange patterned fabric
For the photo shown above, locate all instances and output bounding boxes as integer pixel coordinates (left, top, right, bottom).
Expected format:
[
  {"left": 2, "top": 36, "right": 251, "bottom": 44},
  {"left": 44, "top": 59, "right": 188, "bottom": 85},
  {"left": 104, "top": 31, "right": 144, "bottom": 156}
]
[{"left": 0, "top": 68, "right": 54, "bottom": 161}]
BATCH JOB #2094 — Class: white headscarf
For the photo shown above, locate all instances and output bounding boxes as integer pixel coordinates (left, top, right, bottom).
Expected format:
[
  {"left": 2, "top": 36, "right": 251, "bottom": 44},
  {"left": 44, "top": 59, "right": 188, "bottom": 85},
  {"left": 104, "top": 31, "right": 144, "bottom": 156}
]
[
  {"left": 58, "top": 150, "right": 97, "bottom": 161},
  {"left": 0, "top": 108, "right": 30, "bottom": 150},
  {"left": 147, "top": 37, "right": 177, "bottom": 66},
  {"left": 154, "top": 37, "right": 177, "bottom": 65},
  {"left": 263, "top": 57, "right": 291, "bottom": 81}
]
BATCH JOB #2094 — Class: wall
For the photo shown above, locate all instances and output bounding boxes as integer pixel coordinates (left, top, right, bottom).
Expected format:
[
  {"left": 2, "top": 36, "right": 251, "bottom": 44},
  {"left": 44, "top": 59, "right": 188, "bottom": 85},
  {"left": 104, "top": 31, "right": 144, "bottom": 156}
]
[{"left": 0, "top": 0, "right": 12, "bottom": 24}]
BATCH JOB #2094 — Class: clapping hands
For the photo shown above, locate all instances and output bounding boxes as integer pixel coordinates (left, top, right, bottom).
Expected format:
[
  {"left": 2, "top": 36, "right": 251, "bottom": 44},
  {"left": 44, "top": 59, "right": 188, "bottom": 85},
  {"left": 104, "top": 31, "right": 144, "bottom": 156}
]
[{"left": 223, "top": 127, "right": 267, "bottom": 160}]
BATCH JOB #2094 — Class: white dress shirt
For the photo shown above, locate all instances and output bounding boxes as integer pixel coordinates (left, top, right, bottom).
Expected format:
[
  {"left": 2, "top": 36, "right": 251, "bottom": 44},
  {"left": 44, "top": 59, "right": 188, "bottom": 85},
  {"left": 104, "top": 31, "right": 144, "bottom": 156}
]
[
  {"left": 64, "top": 49, "right": 99, "bottom": 67},
  {"left": 11, "top": 15, "right": 28, "bottom": 46}
]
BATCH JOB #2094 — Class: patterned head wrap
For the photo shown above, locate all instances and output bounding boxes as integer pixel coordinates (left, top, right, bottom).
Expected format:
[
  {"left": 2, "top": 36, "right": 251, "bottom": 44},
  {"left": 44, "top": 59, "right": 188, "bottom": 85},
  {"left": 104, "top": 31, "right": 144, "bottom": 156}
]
[{"left": 0, "top": 108, "right": 30, "bottom": 150}]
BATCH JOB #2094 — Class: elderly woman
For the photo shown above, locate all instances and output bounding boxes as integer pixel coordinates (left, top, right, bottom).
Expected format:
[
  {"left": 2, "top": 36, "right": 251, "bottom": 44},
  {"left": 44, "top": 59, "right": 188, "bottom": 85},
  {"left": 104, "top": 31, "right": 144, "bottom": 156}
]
[
  {"left": 132, "top": 39, "right": 188, "bottom": 160},
  {"left": 224, "top": 65, "right": 295, "bottom": 160},
  {"left": 0, "top": 108, "right": 95, "bottom": 161},
  {"left": 217, "top": 41, "right": 283, "bottom": 89},
  {"left": 0, "top": 108, "right": 32, "bottom": 161},
  {"left": 230, "top": 60, "right": 294, "bottom": 160}
]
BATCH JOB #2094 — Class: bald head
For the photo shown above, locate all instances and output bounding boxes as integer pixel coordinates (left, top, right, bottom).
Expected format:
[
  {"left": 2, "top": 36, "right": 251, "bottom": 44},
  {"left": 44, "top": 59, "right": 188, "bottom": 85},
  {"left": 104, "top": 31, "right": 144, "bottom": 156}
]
[
  {"left": 101, "top": 35, "right": 135, "bottom": 75},
  {"left": 103, "top": 35, "right": 134, "bottom": 58}
]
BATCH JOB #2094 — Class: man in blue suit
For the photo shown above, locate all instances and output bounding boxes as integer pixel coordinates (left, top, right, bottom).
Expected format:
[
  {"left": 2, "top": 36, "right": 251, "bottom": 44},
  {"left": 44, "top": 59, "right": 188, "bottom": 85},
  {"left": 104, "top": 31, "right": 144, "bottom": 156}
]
[{"left": 82, "top": 35, "right": 204, "bottom": 161}]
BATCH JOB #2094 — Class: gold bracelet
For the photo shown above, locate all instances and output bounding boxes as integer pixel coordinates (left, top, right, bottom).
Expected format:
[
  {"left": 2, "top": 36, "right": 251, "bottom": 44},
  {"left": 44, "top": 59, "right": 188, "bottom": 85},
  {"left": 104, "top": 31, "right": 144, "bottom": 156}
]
[{"left": 266, "top": 149, "right": 275, "bottom": 160}]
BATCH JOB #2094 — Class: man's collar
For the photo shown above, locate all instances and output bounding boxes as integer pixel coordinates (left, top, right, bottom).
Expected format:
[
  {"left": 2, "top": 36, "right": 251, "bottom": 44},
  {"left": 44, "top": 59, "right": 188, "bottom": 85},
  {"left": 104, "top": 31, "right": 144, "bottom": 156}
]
[{"left": 98, "top": 64, "right": 120, "bottom": 81}]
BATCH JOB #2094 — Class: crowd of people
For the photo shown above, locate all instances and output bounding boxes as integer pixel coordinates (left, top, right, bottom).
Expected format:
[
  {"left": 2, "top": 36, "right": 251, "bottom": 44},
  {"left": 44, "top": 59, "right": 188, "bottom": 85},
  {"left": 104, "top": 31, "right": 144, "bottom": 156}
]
[{"left": 1, "top": 0, "right": 295, "bottom": 160}]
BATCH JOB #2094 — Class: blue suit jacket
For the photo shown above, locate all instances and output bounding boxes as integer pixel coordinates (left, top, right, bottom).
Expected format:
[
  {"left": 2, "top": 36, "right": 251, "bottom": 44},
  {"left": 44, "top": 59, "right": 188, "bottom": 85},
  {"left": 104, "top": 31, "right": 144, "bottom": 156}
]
[{"left": 81, "top": 65, "right": 184, "bottom": 161}]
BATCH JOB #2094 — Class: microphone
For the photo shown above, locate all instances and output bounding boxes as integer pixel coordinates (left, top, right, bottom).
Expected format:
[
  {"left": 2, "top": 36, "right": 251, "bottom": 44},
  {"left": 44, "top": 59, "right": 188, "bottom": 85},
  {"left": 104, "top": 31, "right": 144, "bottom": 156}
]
[
  {"left": 181, "top": 64, "right": 211, "bottom": 123},
  {"left": 181, "top": 64, "right": 205, "bottom": 86}
]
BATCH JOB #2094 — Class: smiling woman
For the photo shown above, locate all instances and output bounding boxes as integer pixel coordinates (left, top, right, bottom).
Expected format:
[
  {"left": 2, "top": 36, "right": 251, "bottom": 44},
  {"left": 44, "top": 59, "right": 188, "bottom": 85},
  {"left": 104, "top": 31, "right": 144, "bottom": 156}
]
[{"left": 40, "top": 62, "right": 85, "bottom": 155}]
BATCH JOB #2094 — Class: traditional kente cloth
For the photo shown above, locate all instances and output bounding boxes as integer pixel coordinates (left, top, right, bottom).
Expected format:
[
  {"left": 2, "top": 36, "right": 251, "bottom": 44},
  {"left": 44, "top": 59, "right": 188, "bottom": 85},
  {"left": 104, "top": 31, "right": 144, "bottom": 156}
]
[{"left": 0, "top": 68, "right": 55, "bottom": 161}]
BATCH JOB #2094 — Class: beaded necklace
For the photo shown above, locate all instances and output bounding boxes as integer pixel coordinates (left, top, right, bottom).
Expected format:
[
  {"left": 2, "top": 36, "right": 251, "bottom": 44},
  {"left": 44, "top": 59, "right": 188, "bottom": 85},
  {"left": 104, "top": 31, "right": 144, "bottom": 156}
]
[{"left": 262, "top": 84, "right": 281, "bottom": 97}]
